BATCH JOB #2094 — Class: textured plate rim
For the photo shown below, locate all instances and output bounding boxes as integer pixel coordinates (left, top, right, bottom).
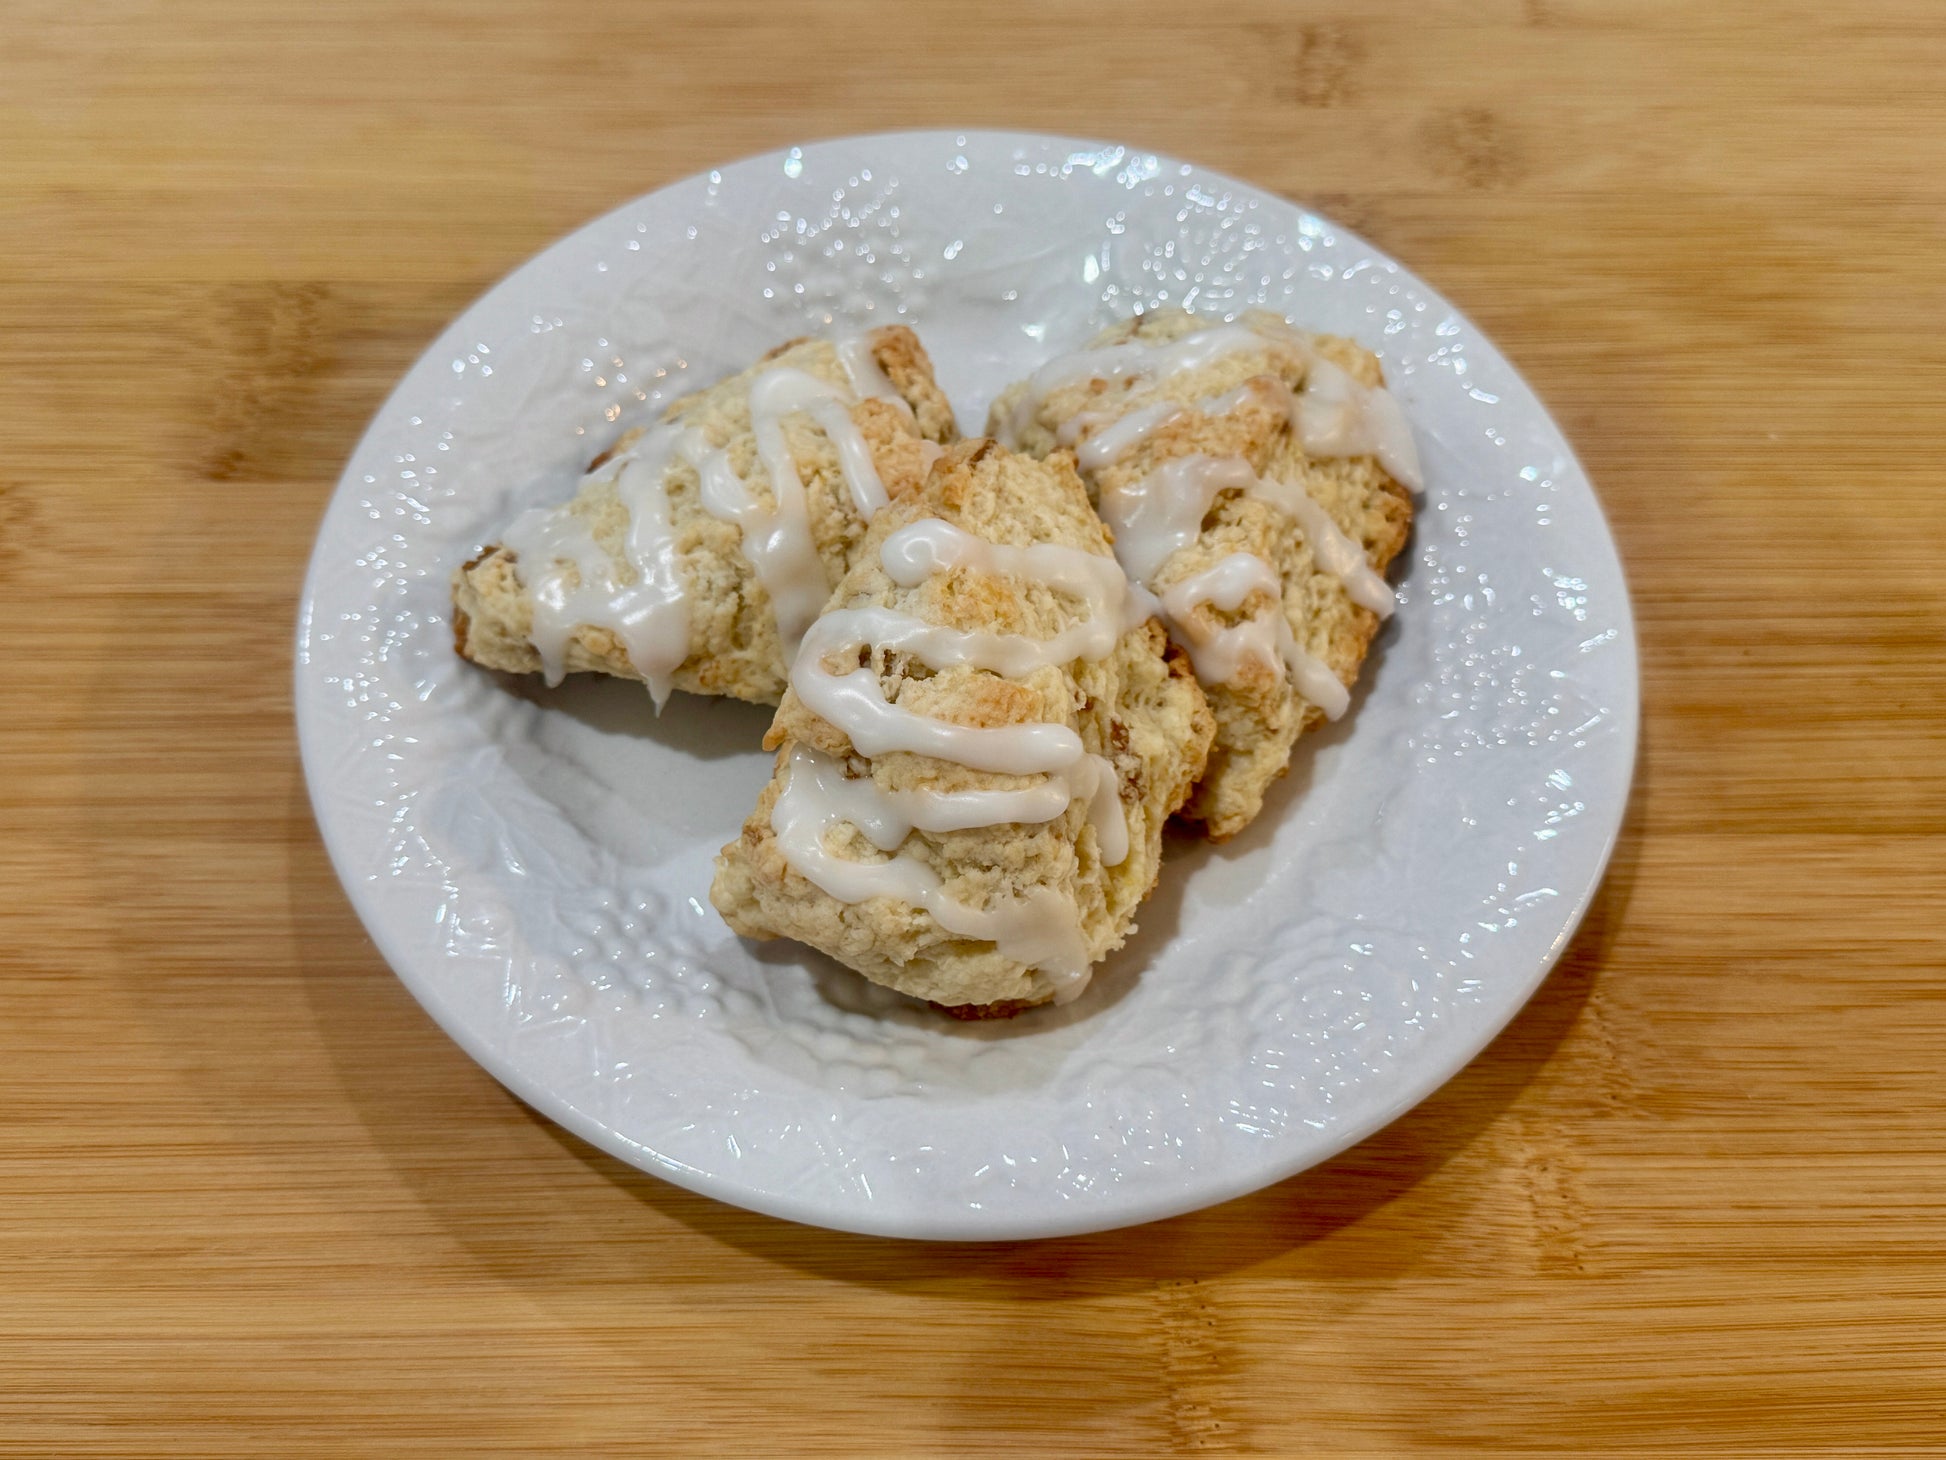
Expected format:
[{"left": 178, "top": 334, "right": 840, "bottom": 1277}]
[{"left": 295, "top": 127, "right": 1639, "bottom": 1241}]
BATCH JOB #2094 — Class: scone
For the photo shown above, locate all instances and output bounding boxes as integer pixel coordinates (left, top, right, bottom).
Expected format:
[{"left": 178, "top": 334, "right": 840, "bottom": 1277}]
[
  {"left": 710, "top": 439, "right": 1215, "bottom": 1017},
  {"left": 988, "top": 309, "right": 1417, "bottom": 839},
  {"left": 452, "top": 328, "right": 957, "bottom": 707}
]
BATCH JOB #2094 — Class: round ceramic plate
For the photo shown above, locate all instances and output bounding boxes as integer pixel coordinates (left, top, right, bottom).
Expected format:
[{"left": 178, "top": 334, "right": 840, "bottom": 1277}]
[{"left": 296, "top": 130, "right": 1636, "bottom": 1241}]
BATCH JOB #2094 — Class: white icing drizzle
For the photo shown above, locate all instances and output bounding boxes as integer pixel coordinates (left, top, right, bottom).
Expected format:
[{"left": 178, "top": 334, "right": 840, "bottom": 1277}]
[
  {"left": 1285, "top": 353, "right": 1423, "bottom": 491},
  {"left": 1099, "top": 453, "right": 1257, "bottom": 585},
  {"left": 1247, "top": 472, "right": 1396, "bottom": 618},
  {"left": 1243, "top": 319, "right": 1424, "bottom": 490},
  {"left": 1053, "top": 410, "right": 1106, "bottom": 446},
  {"left": 496, "top": 507, "right": 611, "bottom": 683},
  {"left": 675, "top": 425, "right": 827, "bottom": 656},
  {"left": 834, "top": 333, "right": 914, "bottom": 419},
  {"left": 1002, "top": 324, "right": 1269, "bottom": 446},
  {"left": 499, "top": 429, "right": 690, "bottom": 707},
  {"left": 749, "top": 366, "right": 890, "bottom": 518},
  {"left": 773, "top": 747, "right": 1093, "bottom": 998},
  {"left": 1100, "top": 454, "right": 1395, "bottom": 618},
  {"left": 1061, "top": 402, "right": 1187, "bottom": 471},
  {"left": 1158, "top": 554, "right": 1350, "bottom": 720},
  {"left": 498, "top": 342, "right": 912, "bottom": 705},
  {"left": 1010, "top": 314, "right": 1423, "bottom": 490},
  {"left": 1075, "top": 752, "right": 1131, "bottom": 866},
  {"left": 790, "top": 514, "right": 1154, "bottom": 768},
  {"left": 1196, "top": 383, "right": 1261, "bottom": 417},
  {"left": 877, "top": 518, "right": 1146, "bottom": 664},
  {"left": 773, "top": 518, "right": 1148, "bottom": 1000},
  {"left": 975, "top": 313, "right": 1414, "bottom": 740},
  {"left": 792, "top": 606, "right": 1090, "bottom": 775},
  {"left": 1157, "top": 552, "right": 1279, "bottom": 682},
  {"left": 882, "top": 753, "right": 1123, "bottom": 852}
]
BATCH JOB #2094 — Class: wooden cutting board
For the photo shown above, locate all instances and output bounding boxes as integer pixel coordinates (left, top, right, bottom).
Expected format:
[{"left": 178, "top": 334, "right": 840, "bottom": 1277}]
[{"left": 4, "top": 1, "right": 1943, "bottom": 1452}]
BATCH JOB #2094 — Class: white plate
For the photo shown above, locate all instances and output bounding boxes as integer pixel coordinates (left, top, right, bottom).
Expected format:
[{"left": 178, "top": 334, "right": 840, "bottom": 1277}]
[{"left": 296, "top": 130, "right": 1636, "bottom": 1240}]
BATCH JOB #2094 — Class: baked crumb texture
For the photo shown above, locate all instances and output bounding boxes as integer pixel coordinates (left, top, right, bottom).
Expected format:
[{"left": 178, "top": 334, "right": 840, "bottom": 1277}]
[
  {"left": 710, "top": 440, "right": 1215, "bottom": 1016},
  {"left": 988, "top": 310, "right": 1414, "bottom": 839},
  {"left": 451, "top": 327, "right": 957, "bottom": 706}
]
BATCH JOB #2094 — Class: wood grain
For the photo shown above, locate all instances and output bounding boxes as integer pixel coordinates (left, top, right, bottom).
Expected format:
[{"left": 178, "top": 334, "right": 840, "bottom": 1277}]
[{"left": 4, "top": 0, "right": 1944, "bottom": 1452}]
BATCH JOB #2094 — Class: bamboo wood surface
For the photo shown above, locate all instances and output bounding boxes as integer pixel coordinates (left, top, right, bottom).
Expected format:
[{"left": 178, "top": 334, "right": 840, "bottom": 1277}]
[{"left": 4, "top": 1, "right": 1945, "bottom": 1453}]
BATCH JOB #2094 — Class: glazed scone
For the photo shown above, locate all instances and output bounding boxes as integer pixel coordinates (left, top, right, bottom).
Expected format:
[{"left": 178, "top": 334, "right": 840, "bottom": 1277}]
[
  {"left": 987, "top": 310, "right": 1416, "bottom": 839},
  {"left": 710, "top": 439, "right": 1215, "bottom": 1017},
  {"left": 452, "top": 327, "right": 957, "bottom": 706}
]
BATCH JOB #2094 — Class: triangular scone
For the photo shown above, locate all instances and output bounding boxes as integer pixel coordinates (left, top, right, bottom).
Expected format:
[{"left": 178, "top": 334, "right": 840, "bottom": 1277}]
[
  {"left": 452, "top": 327, "right": 957, "bottom": 707},
  {"left": 711, "top": 440, "right": 1214, "bottom": 1017},
  {"left": 987, "top": 310, "right": 1416, "bottom": 839}
]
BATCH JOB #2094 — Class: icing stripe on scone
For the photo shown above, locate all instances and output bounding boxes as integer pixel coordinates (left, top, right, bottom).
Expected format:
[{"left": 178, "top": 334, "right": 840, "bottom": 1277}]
[
  {"left": 499, "top": 429, "right": 689, "bottom": 704},
  {"left": 772, "top": 747, "right": 1095, "bottom": 988},
  {"left": 1248, "top": 470, "right": 1396, "bottom": 617},
  {"left": 792, "top": 606, "right": 1092, "bottom": 774},
  {"left": 1090, "top": 453, "right": 1377, "bottom": 721},
  {"left": 1009, "top": 314, "right": 1423, "bottom": 490},
  {"left": 773, "top": 517, "right": 1147, "bottom": 1001},
  {"left": 1245, "top": 319, "right": 1422, "bottom": 489},
  {"left": 877, "top": 519, "right": 1146, "bottom": 664},
  {"left": 1000, "top": 324, "right": 1266, "bottom": 449},
  {"left": 675, "top": 425, "right": 827, "bottom": 654},
  {"left": 884, "top": 752, "right": 1123, "bottom": 846},
  {"left": 1199, "top": 368, "right": 1422, "bottom": 497},
  {"left": 749, "top": 366, "right": 890, "bottom": 519},
  {"left": 790, "top": 523, "right": 1153, "bottom": 772},
  {"left": 1058, "top": 401, "right": 1187, "bottom": 471},
  {"left": 1101, "top": 454, "right": 1395, "bottom": 618},
  {"left": 502, "top": 344, "right": 900, "bottom": 699},
  {"left": 1157, "top": 554, "right": 1349, "bottom": 721},
  {"left": 834, "top": 333, "right": 915, "bottom": 418}
]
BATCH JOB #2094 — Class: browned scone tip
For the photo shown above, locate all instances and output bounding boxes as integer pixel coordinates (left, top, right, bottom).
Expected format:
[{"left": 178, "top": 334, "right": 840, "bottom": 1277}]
[
  {"left": 1370, "top": 474, "right": 1415, "bottom": 573},
  {"left": 757, "top": 334, "right": 812, "bottom": 364},
  {"left": 866, "top": 324, "right": 957, "bottom": 446}
]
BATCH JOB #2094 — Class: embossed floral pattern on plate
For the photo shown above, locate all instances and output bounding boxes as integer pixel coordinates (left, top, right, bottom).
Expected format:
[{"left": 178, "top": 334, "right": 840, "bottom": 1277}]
[{"left": 295, "top": 131, "right": 1637, "bottom": 1240}]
